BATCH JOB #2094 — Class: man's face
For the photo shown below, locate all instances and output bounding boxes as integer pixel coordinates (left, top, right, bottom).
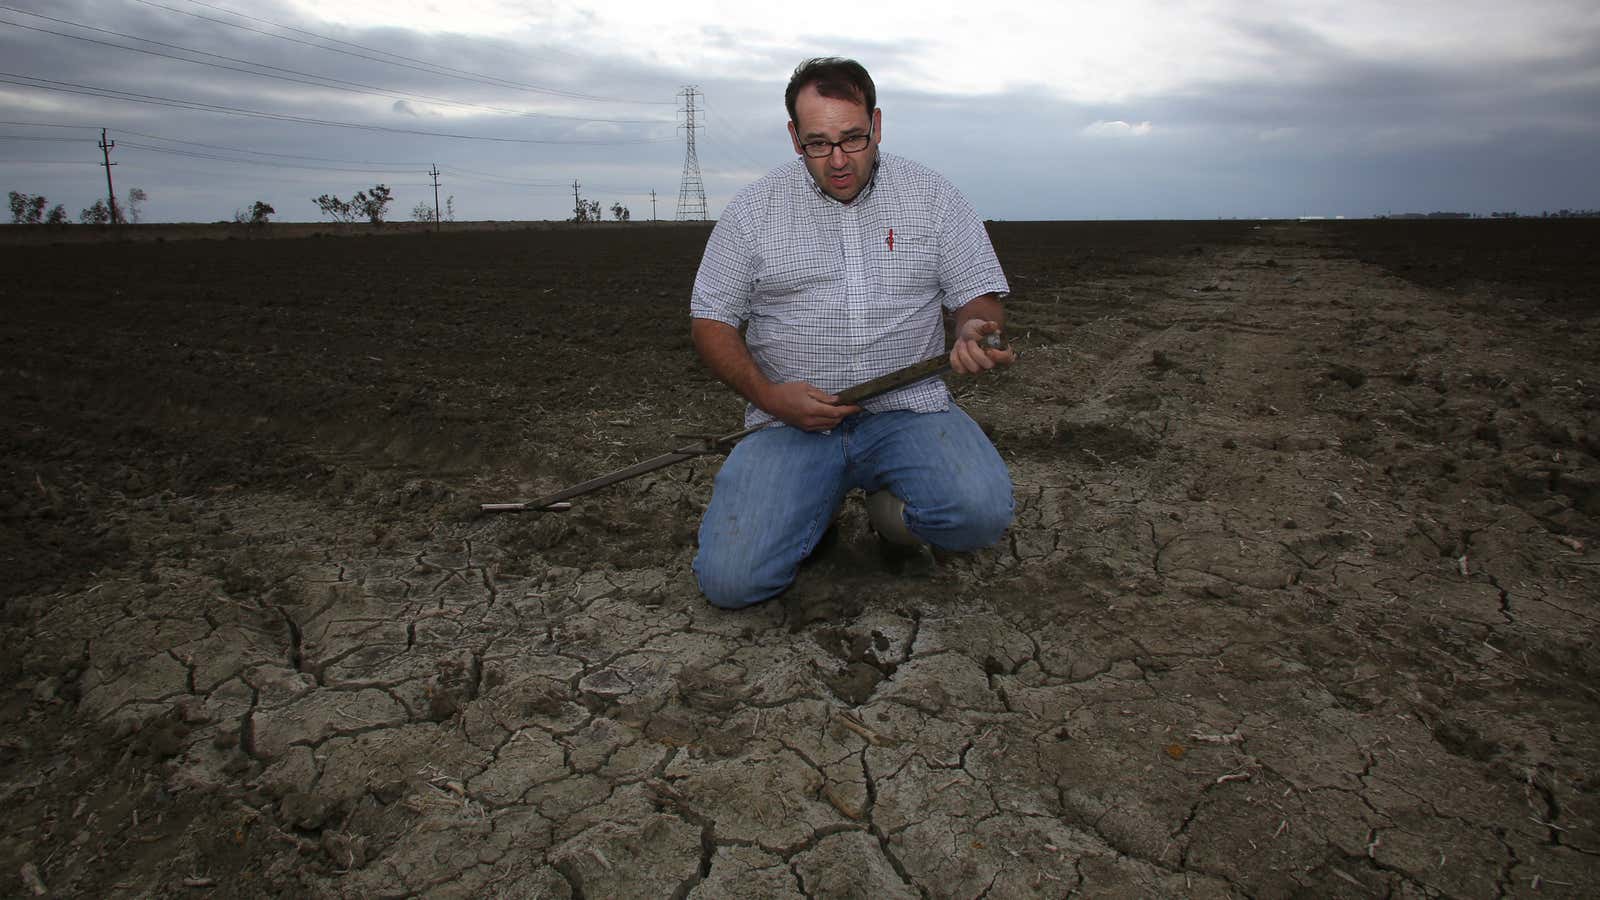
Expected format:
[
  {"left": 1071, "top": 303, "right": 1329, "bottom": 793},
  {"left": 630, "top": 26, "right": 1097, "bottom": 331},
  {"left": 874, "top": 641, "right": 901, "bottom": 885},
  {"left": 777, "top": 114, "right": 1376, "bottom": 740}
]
[{"left": 788, "top": 84, "right": 881, "bottom": 204}]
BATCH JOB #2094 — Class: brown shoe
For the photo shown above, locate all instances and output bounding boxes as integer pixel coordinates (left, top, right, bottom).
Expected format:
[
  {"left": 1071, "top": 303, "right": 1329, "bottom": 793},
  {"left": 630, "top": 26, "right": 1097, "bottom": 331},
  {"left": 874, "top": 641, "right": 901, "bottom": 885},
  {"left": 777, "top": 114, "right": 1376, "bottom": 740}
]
[{"left": 865, "top": 491, "right": 925, "bottom": 547}]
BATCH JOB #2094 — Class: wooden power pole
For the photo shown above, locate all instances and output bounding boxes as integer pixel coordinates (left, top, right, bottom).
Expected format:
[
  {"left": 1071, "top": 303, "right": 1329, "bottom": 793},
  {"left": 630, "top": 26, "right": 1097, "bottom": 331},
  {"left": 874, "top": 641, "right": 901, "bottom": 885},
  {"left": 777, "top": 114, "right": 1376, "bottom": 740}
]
[
  {"left": 99, "top": 128, "right": 117, "bottom": 225},
  {"left": 429, "top": 164, "right": 441, "bottom": 231}
]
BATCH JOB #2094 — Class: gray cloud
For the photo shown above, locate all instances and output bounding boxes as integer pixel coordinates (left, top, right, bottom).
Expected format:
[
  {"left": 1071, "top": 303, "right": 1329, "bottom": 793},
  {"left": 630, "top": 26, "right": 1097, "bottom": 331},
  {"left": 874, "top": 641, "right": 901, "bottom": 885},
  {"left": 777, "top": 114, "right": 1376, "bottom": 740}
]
[{"left": 2, "top": 0, "right": 1595, "bottom": 222}]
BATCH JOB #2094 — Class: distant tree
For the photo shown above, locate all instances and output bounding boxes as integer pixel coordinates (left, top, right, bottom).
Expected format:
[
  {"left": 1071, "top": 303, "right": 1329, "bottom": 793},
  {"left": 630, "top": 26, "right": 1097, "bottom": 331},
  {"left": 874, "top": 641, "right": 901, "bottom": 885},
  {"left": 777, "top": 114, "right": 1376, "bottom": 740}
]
[
  {"left": 79, "top": 199, "right": 112, "bottom": 225},
  {"left": 444, "top": 195, "right": 456, "bottom": 222},
  {"left": 610, "top": 202, "right": 631, "bottom": 222},
  {"left": 125, "top": 187, "right": 147, "bottom": 224},
  {"left": 412, "top": 201, "right": 435, "bottom": 223},
  {"left": 350, "top": 184, "right": 393, "bottom": 225},
  {"left": 44, "top": 203, "right": 67, "bottom": 224},
  {"left": 8, "top": 190, "right": 49, "bottom": 224},
  {"left": 571, "top": 193, "right": 606, "bottom": 223},
  {"left": 314, "top": 193, "right": 356, "bottom": 223},
  {"left": 233, "top": 201, "right": 274, "bottom": 225},
  {"left": 317, "top": 194, "right": 354, "bottom": 222}
]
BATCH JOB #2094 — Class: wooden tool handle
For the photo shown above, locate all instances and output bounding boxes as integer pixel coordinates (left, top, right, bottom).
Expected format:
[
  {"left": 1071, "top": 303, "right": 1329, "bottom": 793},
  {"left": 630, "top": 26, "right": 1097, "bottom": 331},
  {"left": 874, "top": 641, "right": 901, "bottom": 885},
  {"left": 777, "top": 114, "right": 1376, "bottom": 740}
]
[
  {"left": 834, "top": 331, "right": 1008, "bottom": 405},
  {"left": 480, "top": 331, "right": 1011, "bottom": 513}
]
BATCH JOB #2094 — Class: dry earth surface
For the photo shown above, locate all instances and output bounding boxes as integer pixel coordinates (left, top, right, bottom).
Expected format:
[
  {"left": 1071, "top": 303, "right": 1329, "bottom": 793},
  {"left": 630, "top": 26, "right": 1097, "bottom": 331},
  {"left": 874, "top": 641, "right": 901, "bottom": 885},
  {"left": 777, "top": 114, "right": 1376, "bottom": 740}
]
[{"left": 2, "top": 218, "right": 1597, "bottom": 898}]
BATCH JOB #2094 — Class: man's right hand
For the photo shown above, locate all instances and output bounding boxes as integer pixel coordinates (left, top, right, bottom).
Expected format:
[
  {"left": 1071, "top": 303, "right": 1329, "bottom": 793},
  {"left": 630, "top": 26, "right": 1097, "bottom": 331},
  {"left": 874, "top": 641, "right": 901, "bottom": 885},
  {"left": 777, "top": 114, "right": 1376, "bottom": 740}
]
[{"left": 759, "top": 382, "right": 862, "bottom": 431}]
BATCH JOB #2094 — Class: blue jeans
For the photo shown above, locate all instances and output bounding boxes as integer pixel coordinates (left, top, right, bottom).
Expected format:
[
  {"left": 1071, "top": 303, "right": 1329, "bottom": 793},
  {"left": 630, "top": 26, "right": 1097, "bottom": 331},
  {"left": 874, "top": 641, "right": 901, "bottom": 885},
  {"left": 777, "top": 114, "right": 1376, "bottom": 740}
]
[{"left": 694, "top": 406, "right": 1013, "bottom": 609}]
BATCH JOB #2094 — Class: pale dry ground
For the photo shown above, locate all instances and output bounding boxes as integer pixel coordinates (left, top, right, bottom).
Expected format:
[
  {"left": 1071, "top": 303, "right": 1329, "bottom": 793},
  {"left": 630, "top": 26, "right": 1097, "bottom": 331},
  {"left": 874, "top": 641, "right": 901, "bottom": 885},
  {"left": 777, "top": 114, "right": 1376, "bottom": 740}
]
[{"left": 4, "top": 222, "right": 1596, "bottom": 897}]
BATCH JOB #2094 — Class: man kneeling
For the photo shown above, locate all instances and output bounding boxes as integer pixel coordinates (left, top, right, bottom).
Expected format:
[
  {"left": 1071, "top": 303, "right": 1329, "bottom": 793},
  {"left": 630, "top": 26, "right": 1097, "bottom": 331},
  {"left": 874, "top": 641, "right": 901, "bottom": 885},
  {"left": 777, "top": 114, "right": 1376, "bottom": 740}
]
[{"left": 689, "top": 57, "right": 1015, "bottom": 609}]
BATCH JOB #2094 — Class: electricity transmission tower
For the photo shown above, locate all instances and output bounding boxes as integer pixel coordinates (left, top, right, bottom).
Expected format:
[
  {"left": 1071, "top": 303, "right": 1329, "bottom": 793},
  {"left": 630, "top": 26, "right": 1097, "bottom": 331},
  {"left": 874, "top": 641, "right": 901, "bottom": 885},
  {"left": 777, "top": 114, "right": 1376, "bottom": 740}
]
[{"left": 675, "top": 86, "right": 707, "bottom": 221}]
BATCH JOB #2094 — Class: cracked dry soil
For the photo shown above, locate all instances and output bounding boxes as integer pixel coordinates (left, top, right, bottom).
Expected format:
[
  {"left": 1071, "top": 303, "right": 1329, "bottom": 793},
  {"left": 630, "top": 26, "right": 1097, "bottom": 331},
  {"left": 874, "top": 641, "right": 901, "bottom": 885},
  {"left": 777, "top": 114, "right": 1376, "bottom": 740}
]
[{"left": 2, "top": 219, "right": 1597, "bottom": 898}]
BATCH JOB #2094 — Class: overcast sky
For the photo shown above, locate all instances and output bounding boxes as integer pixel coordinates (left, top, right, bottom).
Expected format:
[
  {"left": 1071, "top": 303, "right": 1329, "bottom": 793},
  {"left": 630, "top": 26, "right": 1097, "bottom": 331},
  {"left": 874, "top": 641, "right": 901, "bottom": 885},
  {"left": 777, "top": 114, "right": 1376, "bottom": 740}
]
[{"left": 2, "top": 0, "right": 1596, "bottom": 223}]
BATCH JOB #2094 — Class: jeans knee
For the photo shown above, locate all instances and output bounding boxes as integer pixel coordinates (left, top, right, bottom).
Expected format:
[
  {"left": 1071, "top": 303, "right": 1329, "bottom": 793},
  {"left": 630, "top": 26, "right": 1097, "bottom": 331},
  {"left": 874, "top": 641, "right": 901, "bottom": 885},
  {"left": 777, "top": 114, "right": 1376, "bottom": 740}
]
[
  {"left": 912, "top": 484, "right": 1013, "bottom": 551},
  {"left": 694, "top": 549, "right": 788, "bottom": 610},
  {"left": 948, "top": 504, "right": 1013, "bottom": 550},
  {"left": 969, "top": 493, "right": 1015, "bottom": 541}
]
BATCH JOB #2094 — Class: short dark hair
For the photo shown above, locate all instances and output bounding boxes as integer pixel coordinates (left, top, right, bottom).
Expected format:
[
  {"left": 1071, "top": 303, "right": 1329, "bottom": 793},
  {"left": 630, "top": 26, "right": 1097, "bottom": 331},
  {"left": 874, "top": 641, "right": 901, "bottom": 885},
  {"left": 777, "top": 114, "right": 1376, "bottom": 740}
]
[{"left": 785, "top": 57, "right": 876, "bottom": 125}]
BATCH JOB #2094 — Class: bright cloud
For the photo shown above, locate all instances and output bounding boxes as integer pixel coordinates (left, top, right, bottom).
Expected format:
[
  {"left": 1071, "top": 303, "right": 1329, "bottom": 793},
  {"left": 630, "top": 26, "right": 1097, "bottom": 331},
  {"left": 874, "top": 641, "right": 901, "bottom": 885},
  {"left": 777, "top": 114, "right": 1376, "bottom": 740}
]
[
  {"left": 1082, "top": 120, "right": 1153, "bottom": 138},
  {"left": 284, "top": 0, "right": 1600, "bottom": 105}
]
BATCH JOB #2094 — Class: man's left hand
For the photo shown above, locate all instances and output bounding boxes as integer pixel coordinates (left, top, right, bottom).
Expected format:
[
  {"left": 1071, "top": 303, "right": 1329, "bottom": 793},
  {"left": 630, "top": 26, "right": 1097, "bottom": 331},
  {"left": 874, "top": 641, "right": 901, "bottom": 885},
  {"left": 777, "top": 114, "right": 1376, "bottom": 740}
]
[{"left": 950, "top": 318, "right": 1016, "bottom": 374}]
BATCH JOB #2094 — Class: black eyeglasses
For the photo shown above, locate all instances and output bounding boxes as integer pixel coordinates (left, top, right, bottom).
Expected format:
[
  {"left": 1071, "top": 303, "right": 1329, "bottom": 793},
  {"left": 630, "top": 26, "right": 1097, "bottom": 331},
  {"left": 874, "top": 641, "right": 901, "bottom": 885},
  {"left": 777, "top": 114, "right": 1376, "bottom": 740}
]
[{"left": 799, "top": 123, "right": 873, "bottom": 158}]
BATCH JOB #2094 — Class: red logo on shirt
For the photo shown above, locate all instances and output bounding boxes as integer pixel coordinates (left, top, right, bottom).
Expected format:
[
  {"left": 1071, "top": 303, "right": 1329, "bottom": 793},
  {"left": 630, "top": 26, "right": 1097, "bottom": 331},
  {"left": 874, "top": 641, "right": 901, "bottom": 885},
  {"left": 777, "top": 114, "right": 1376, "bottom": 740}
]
[{"left": 886, "top": 228, "right": 894, "bottom": 251}]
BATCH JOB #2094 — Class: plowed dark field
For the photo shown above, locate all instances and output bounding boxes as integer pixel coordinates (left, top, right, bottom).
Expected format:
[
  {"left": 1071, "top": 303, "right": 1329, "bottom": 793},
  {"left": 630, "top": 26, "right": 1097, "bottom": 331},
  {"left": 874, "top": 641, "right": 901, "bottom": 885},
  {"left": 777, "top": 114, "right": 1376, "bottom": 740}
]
[{"left": 2, "top": 218, "right": 1597, "bottom": 897}]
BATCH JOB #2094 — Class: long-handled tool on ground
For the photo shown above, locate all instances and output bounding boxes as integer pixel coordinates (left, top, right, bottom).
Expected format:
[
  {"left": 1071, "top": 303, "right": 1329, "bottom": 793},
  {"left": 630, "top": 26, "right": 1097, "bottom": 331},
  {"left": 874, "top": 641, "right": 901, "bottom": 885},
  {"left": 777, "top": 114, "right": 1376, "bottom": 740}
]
[{"left": 481, "top": 334, "right": 1007, "bottom": 513}]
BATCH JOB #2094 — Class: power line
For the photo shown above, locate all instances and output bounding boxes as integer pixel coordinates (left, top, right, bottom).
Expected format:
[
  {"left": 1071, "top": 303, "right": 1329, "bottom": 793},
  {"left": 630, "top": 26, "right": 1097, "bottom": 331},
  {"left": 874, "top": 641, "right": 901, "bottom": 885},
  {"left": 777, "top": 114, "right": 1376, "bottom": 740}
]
[
  {"left": 115, "top": 127, "right": 429, "bottom": 167},
  {"left": 438, "top": 169, "right": 569, "bottom": 190},
  {"left": 0, "top": 72, "right": 679, "bottom": 146},
  {"left": 584, "top": 185, "right": 655, "bottom": 195},
  {"left": 0, "top": 134, "right": 88, "bottom": 142},
  {"left": 435, "top": 162, "right": 650, "bottom": 194},
  {"left": 0, "top": 9, "right": 673, "bottom": 126},
  {"left": 0, "top": 121, "right": 440, "bottom": 168},
  {"left": 0, "top": 132, "right": 432, "bottom": 195},
  {"left": 435, "top": 167, "right": 654, "bottom": 195},
  {"left": 0, "top": 122, "right": 603, "bottom": 188},
  {"left": 439, "top": 162, "right": 568, "bottom": 186},
  {"left": 0, "top": 120, "right": 99, "bottom": 131},
  {"left": 116, "top": 141, "right": 422, "bottom": 175},
  {"left": 130, "top": 0, "right": 674, "bottom": 106},
  {"left": 168, "top": 0, "right": 674, "bottom": 105},
  {"left": 701, "top": 96, "right": 782, "bottom": 178},
  {"left": 97, "top": 155, "right": 432, "bottom": 190},
  {"left": 0, "top": 17, "right": 385, "bottom": 103},
  {"left": 0, "top": 118, "right": 658, "bottom": 215}
]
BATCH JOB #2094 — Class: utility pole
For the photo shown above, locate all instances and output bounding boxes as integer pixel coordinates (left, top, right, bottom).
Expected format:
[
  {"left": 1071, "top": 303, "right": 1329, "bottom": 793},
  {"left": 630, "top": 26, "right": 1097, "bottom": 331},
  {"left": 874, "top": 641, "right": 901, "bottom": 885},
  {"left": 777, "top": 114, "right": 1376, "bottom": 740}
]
[
  {"left": 429, "top": 164, "right": 441, "bottom": 231},
  {"left": 675, "top": 86, "right": 707, "bottom": 220},
  {"left": 650, "top": 189, "right": 657, "bottom": 222},
  {"left": 572, "top": 179, "right": 582, "bottom": 223},
  {"left": 99, "top": 128, "right": 118, "bottom": 225}
]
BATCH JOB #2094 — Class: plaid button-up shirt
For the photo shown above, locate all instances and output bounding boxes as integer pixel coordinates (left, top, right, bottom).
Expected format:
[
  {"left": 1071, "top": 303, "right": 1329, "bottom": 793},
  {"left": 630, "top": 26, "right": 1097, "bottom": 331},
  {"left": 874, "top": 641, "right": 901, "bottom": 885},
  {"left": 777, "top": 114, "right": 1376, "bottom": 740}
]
[{"left": 690, "top": 152, "right": 1009, "bottom": 428}]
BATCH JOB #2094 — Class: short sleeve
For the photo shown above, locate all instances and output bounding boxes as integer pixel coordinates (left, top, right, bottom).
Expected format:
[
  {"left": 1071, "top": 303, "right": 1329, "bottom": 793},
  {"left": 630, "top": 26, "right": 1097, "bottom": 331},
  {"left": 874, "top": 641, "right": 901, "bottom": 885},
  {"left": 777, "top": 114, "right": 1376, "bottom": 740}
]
[
  {"left": 690, "top": 208, "right": 757, "bottom": 327},
  {"left": 935, "top": 183, "right": 1009, "bottom": 311}
]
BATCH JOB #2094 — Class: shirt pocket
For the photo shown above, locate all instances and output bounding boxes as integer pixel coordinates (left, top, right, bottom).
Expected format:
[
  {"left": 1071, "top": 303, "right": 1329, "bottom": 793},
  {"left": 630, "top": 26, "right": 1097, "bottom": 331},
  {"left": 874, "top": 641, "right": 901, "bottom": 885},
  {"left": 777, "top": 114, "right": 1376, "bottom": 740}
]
[
  {"left": 753, "top": 222, "right": 836, "bottom": 294},
  {"left": 754, "top": 257, "right": 833, "bottom": 303},
  {"left": 877, "top": 224, "right": 940, "bottom": 297}
]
